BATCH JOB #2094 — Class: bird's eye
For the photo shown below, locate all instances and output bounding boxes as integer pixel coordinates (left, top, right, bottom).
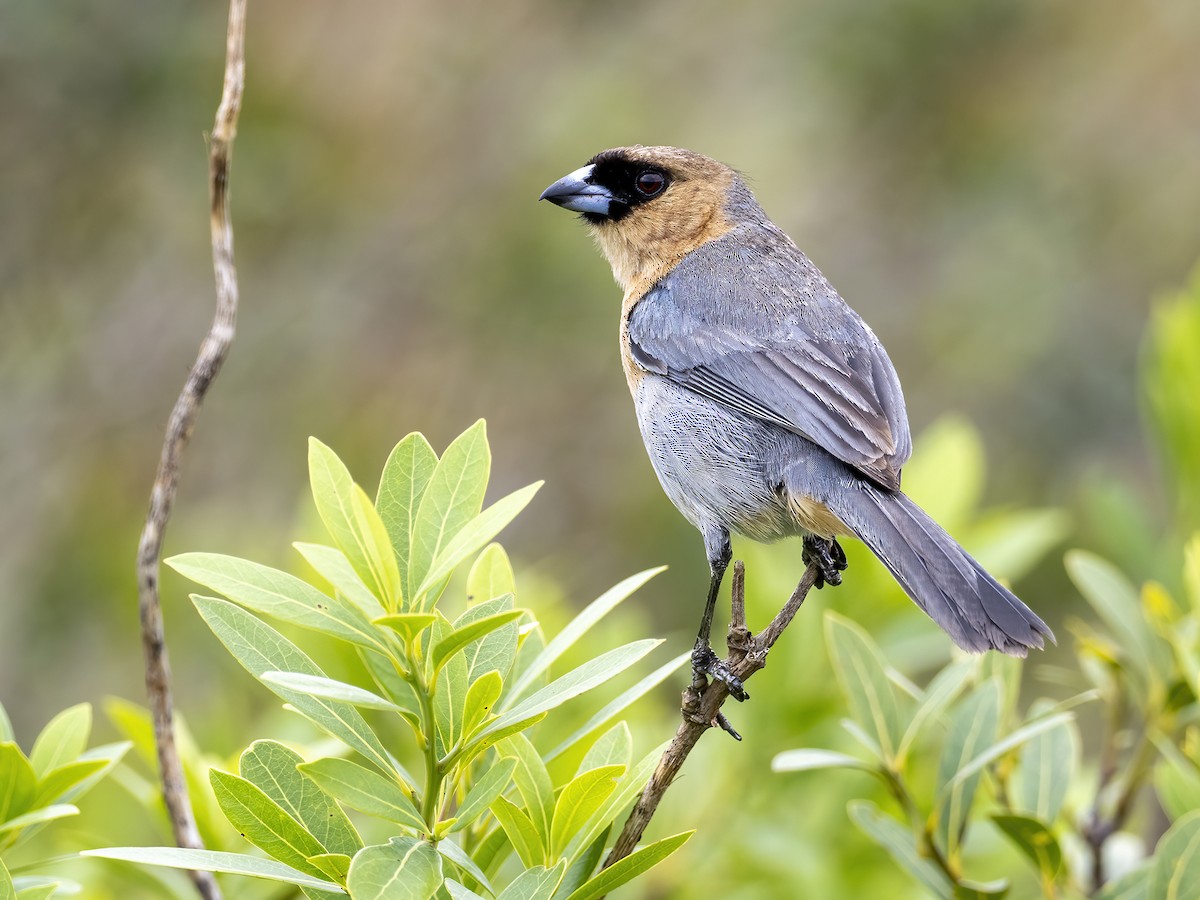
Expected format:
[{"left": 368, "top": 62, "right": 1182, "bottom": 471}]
[{"left": 635, "top": 170, "right": 666, "bottom": 197}]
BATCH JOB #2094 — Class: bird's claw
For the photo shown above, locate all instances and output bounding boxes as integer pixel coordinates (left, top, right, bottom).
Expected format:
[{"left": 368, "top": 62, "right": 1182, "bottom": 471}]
[
  {"left": 691, "top": 643, "right": 749, "bottom": 702},
  {"left": 803, "top": 536, "right": 848, "bottom": 590}
]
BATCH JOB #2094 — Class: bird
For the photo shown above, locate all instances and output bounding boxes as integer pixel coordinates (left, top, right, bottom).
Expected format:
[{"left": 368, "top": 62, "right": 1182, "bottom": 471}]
[{"left": 539, "top": 146, "right": 1053, "bottom": 699}]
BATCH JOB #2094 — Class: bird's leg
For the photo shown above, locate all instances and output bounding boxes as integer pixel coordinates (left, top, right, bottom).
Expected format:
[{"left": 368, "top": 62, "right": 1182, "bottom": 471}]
[
  {"left": 691, "top": 533, "right": 749, "bottom": 702},
  {"left": 802, "top": 535, "right": 847, "bottom": 589}
]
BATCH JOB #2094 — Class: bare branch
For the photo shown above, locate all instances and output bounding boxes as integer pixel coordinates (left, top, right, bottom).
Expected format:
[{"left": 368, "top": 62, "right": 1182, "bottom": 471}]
[
  {"left": 135, "top": 3, "right": 246, "bottom": 898},
  {"left": 602, "top": 561, "right": 819, "bottom": 871}
]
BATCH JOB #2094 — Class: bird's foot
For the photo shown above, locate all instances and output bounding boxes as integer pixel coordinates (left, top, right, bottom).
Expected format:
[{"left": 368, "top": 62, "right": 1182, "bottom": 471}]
[
  {"left": 691, "top": 641, "right": 749, "bottom": 702},
  {"left": 803, "top": 536, "right": 848, "bottom": 589}
]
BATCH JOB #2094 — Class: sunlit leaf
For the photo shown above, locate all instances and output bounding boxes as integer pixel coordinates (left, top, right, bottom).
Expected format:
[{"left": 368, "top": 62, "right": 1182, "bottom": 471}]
[
  {"left": 499, "top": 734, "right": 555, "bottom": 842},
  {"left": 467, "top": 543, "right": 515, "bottom": 605},
  {"left": 169, "top": 553, "right": 389, "bottom": 654},
  {"left": 346, "top": 837, "right": 442, "bottom": 900},
  {"left": 82, "top": 848, "right": 344, "bottom": 892},
  {"left": 550, "top": 765, "right": 623, "bottom": 858},
  {"left": 447, "top": 757, "right": 516, "bottom": 834},
  {"left": 377, "top": 432, "right": 439, "bottom": 603},
  {"left": 579, "top": 723, "right": 632, "bottom": 775},
  {"left": 29, "top": 703, "right": 90, "bottom": 777},
  {"left": 496, "top": 862, "right": 566, "bottom": 900},
  {"left": 309, "top": 438, "right": 402, "bottom": 610},
  {"left": 0, "top": 743, "right": 36, "bottom": 824},
  {"left": 490, "top": 795, "right": 544, "bottom": 868},
  {"left": 771, "top": 749, "right": 876, "bottom": 775},
  {"left": 299, "top": 757, "right": 424, "bottom": 833},
  {"left": 408, "top": 421, "right": 490, "bottom": 608},
  {"left": 563, "top": 832, "right": 692, "bottom": 900},
  {"left": 294, "top": 542, "right": 387, "bottom": 620},
  {"left": 240, "top": 741, "right": 361, "bottom": 857}
]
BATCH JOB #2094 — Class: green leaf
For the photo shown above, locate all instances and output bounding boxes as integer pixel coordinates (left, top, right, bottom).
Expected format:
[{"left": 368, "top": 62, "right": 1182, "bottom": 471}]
[
  {"left": 33, "top": 759, "right": 107, "bottom": 807},
  {"left": 294, "top": 542, "right": 387, "bottom": 620},
  {"left": 435, "top": 840, "right": 494, "bottom": 896},
  {"left": 433, "top": 615, "right": 471, "bottom": 759},
  {"left": 561, "top": 743, "right": 664, "bottom": 864},
  {"left": 944, "top": 712, "right": 1075, "bottom": 790},
  {"left": 0, "top": 859, "right": 13, "bottom": 900},
  {"left": 579, "top": 722, "right": 632, "bottom": 774},
  {"left": 457, "top": 596, "right": 520, "bottom": 686},
  {"left": 211, "top": 768, "right": 327, "bottom": 876},
  {"left": 462, "top": 670, "right": 504, "bottom": 739},
  {"left": 169, "top": 553, "right": 389, "bottom": 654},
  {"left": 28, "top": 703, "right": 90, "bottom": 777},
  {"left": 309, "top": 437, "right": 402, "bottom": 610},
  {"left": 408, "top": 421, "right": 491, "bottom": 607},
  {"left": 467, "top": 543, "right": 515, "bottom": 605},
  {"left": 1014, "top": 715, "right": 1077, "bottom": 822},
  {"left": 896, "top": 658, "right": 974, "bottom": 764},
  {"left": 299, "top": 757, "right": 425, "bottom": 833},
  {"left": 503, "top": 569, "right": 665, "bottom": 709},
  {"left": 445, "top": 882, "right": 486, "bottom": 900},
  {"left": 0, "top": 743, "right": 37, "bottom": 824},
  {"left": 15, "top": 883, "right": 61, "bottom": 900},
  {"left": 544, "top": 653, "right": 689, "bottom": 764},
  {"left": 991, "top": 814, "right": 1062, "bottom": 879},
  {"left": 1150, "top": 810, "right": 1200, "bottom": 900},
  {"left": 306, "top": 853, "right": 352, "bottom": 885},
  {"left": 478, "top": 640, "right": 661, "bottom": 745},
  {"left": 550, "top": 766, "right": 623, "bottom": 858},
  {"left": 431, "top": 609, "right": 524, "bottom": 675},
  {"left": 563, "top": 831, "right": 692, "bottom": 900},
  {"left": 936, "top": 680, "right": 1001, "bottom": 857},
  {"left": 377, "top": 432, "right": 439, "bottom": 603},
  {"left": 848, "top": 800, "right": 953, "bottom": 899},
  {"left": 346, "top": 837, "right": 442, "bottom": 900},
  {"left": 0, "top": 705, "right": 12, "bottom": 744},
  {"left": 417, "top": 484, "right": 541, "bottom": 600},
  {"left": 82, "top": 847, "right": 344, "bottom": 892},
  {"left": 771, "top": 749, "right": 876, "bottom": 774},
  {"left": 490, "top": 795, "right": 544, "bottom": 868},
  {"left": 0, "top": 805, "right": 78, "bottom": 836},
  {"left": 455, "top": 715, "right": 549, "bottom": 767},
  {"left": 374, "top": 613, "right": 437, "bottom": 642},
  {"left": 824, "top": 612, "right": 902, "bottom": 763},
  {"left": 1065, "top": 550, "right": 1170, "bottom": 692},
  {"left": 499, "top": 734, "right": 555, "bottom": 842},
  {"left": 262, "top": 672, "right": 401, "bottom": 712},
  {"left": 448, "top": 757, "right": 517, "bottom": 834},
  {"left": 240, "top": 741, "right": 361, "bottom": 857},
  {"left": 1095, "top": 866, "right": 1150, "bottom": 900},
  {"left": 497, "top": 862, "right": 566, "bottom": 900},
  {"left": 193, "top": 596, "right": 397, "bottom": 778},
  {"left": 559, "top": 827, "right": 609, "bottom": 898}
]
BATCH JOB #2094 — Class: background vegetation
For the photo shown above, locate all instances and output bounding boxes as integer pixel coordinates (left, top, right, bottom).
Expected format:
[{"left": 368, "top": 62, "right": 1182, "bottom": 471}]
[{"left": 3, "top": 1, "right": 1200, "bottom": 897}]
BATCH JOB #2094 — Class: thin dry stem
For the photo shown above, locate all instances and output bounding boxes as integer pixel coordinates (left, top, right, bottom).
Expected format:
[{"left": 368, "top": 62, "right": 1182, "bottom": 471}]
[
  {"left": 602, "top": 561, "right": 819, "bottom": 870},
  {"left": 136, "top": 3, "right": 246, "bottom": 898}
]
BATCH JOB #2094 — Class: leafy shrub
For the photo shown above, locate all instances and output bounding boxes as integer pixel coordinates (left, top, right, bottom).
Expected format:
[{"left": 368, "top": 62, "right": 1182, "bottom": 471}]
[
  {"left": 0, "top": 702, "right": 129, "bottom": 897},
  {"left": 88, "top": 422, "right": 691, "bottom": 898}
]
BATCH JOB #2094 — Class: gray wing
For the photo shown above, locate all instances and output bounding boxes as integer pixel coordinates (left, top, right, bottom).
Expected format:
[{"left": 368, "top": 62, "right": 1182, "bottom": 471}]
[{"left": 627, "top": 262, "right": 911, "bottom": 491}]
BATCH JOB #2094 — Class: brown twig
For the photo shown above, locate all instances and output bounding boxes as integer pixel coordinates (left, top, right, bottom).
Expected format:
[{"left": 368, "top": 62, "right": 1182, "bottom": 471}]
[
  {"left": 602, "top": 560, "right": 819, "bottom": 870},
  {"left": 135, "top": 3, "right": 246, "bottom": 898}
]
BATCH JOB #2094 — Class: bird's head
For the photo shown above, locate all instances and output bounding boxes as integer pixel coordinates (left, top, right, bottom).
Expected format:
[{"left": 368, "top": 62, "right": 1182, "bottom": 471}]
[{"left": 540, "top": 146, "right": 745, "bottom": 294}]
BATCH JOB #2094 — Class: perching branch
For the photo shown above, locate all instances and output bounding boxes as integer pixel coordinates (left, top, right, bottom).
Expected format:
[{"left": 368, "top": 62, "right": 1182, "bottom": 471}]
[
  {"left": 135, "top": 3, "right": 246, "bottom": 898},
  {"left": 602, "top": 560, "right": 819, "bottom": 870}
]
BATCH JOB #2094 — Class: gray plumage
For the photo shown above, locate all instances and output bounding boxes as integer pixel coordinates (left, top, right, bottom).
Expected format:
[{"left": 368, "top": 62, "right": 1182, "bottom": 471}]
[
  {"left": 540, "top": 145, "right": 1053, "bottom": 659},
  {"left": 627, "top": 182, "right": 1050, "bottom": 656}
]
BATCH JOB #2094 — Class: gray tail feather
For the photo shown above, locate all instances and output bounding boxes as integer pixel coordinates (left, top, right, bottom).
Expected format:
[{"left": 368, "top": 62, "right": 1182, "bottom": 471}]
[{"left": 824, "top": 485, "right": 1054, "bottom": 656}]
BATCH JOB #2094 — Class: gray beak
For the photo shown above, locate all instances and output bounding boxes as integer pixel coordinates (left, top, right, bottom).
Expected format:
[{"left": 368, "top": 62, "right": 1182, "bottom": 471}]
[{"left": 539, "top": 164, "right": 617, "bottom": 218}]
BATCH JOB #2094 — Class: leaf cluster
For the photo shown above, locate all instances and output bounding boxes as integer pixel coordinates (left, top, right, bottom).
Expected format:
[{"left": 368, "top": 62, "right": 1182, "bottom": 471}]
[{"left": 88, "top": 422, "right": 691, "bottom": 899}]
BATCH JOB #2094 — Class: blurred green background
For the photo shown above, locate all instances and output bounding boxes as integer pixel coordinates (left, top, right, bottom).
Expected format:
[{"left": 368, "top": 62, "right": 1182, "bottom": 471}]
[{"left": 2, "top": 0, "right": 1199, "bottom": 894}]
